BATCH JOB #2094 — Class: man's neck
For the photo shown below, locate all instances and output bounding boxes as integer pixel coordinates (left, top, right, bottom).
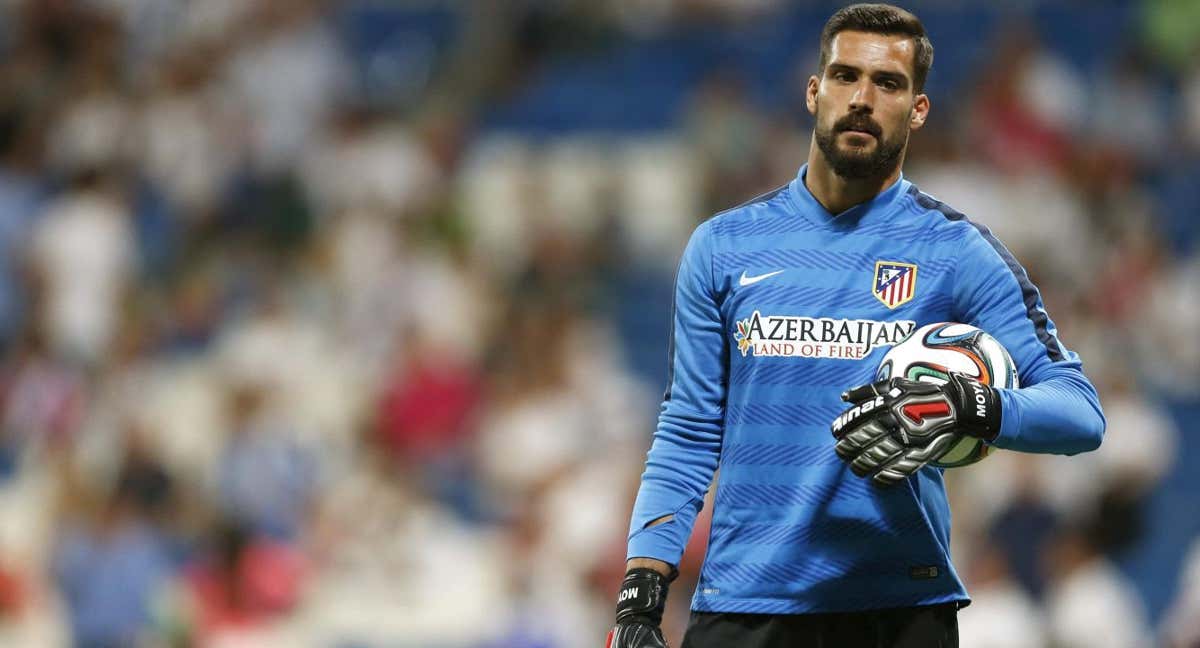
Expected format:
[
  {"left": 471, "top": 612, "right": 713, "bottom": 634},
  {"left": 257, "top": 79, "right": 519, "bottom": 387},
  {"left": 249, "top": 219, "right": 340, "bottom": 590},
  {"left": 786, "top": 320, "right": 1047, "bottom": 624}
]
[{"left": 804, "top": 143, "right": 904, "bottom": 215}]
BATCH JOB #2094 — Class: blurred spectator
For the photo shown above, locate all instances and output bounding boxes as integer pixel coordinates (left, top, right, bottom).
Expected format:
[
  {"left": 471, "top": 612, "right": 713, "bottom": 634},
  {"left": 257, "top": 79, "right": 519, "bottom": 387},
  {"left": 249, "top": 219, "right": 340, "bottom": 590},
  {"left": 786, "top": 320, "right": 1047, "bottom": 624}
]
[
  {"left": 214, "top": 284, "right": 357, "bottom": 456},
  {"left": 615, "top": 139, "right": 705, "bottom": 272},
  {"left": 403, "top": 243, "right": 492, "bottom": 361},
  {"left": 958, "top": 542, "right": 1047, "bottom": 648},
  {"left": 1162, "top": 537, "right": 1200, "bottom": 648},
  {"left": 176, "top": 520, "right": 304, "bottom": 646},
  {"left": 475, "top": 303, "right": 593, "bottom": 515},
  {"left": 373, "top": 327, "right": 486, "bottom": 521},
  {"left": 301, "top": 108, "right": 441, "bottom": 218},
  {"left": 1133, "top": 256, "right": 1200, "bottom": 397},
  {"left": 1035, "top": 376, "right": 1177, "bottom": 556},
  {"left": 1088, "top": 47, "right": 1171, "bottom": 167},
  {"left": 323, "top": 206, "right": 412, "bottom": 370},
  {"left": 52, "top": 464, "right": 173, "bottom": 648},
  {"left": 213, "top": 381, "right": 318, "bottom": 543},
  {"left": 1086, "top": 214, "right": 1166, "bottom": 328},
  {"left": 161, "top": 268, "right": 223, "bottom": 354},
  {"left": 0, "top": 555, "right": 67, "bottom": 647},
  {"left": 685, "top": 69, "right": 769, "bottom": 213},
  {"left": 0, "top": 325, "right": 86, "bottom": 472},
  {"left": 45, "top": 12, "right": 130, "bottom": 176},
  {"left": 220, "top": 0, "right": 350, "bottom": 174},
  {"left": 70, "top": 314, "right": 162, "bottom": 481},
  {"left": 375, "top": 330, "right": 482, "bottom": 465},
  {"left": 986, "top": 461, "right": 1060, "bottom": 600},
  {"left": 137, "top": 47, "right": 237, "bottom": 221},
  {"left": 459, "top": 138, "right": 539, "bottom": 276},
  {"left": 0, "top": 111, "right": 47, "bottom": 345},
  {"left": 1043, "top": 523, "right": 1152, "bottom": 648},
  {"left": 30, "top": 169, "right": 136, "bottom": 365},
  {"left": 304, "top": 435, "right": 506, "bottom": 646},
  {"left": 968, "top": 25, "right": 1084, "bottom": 175},
  {"left": 1185, "top": 62, "right": 1200, "bottom": 150}
]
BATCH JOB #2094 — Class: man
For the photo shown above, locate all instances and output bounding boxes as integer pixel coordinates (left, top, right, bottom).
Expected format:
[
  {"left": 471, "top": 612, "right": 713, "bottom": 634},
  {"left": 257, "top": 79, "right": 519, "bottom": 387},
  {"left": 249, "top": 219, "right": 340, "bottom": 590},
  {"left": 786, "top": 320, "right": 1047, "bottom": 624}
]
[{"left": 606, "top": 4, "right": 1105, "bottom": 647}]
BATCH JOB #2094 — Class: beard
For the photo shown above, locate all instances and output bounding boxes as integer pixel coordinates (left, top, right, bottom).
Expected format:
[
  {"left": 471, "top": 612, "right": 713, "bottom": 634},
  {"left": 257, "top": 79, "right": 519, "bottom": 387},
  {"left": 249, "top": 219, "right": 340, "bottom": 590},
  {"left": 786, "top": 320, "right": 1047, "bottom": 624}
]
[{"left": 814, "top": 108, "right": 908, "bottom": 180}]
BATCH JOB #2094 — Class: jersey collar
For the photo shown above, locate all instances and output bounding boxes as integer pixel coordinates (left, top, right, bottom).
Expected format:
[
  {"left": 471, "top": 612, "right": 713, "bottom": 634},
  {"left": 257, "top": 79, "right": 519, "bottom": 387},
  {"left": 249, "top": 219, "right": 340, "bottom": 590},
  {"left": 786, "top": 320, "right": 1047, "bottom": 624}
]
[{"left": 787, "top": 163, "right": 910, "bottom": 230}]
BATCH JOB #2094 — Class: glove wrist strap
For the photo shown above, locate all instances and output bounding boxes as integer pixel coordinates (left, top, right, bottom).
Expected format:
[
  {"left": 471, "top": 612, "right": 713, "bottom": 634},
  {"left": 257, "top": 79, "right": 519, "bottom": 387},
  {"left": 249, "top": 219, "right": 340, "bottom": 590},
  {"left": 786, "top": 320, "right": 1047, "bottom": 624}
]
[
  {"left": 948, "top": 373, "right": 1001, "bottom": 440},
  {"left": 614, "top": 568, "right": 673, "bottom": 625}
]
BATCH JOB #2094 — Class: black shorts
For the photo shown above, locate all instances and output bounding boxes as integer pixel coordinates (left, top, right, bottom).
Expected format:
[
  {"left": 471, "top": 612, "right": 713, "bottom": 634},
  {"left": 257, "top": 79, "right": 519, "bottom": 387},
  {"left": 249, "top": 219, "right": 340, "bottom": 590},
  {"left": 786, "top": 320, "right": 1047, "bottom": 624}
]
[{"left": 680, "top": 602, "right": 959, "bottom": 648}]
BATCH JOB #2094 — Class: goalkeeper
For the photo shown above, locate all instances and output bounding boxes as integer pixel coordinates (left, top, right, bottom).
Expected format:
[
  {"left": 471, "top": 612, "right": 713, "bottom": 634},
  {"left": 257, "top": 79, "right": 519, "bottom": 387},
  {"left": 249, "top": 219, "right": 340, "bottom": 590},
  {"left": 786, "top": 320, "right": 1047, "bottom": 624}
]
[{"left": 607, "top": 4, "right": 1105, "bottom": 647}]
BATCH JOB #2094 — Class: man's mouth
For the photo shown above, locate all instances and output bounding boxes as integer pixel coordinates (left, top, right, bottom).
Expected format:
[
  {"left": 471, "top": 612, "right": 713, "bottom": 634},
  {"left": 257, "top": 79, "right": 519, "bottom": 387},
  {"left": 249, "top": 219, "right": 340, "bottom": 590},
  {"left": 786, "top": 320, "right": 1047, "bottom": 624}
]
[
  {"left": 841, "top": 127, "right": 878, "bottom": 137},
  {"left": 836, "top": 117, "right": 881, "bottom": 138}
]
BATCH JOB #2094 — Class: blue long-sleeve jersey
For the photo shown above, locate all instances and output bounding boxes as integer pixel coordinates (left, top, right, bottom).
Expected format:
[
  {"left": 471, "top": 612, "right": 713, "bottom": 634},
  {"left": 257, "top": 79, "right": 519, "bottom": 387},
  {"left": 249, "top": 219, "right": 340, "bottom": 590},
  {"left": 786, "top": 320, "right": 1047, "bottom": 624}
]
[{"left": 627, "top": 165, "right": 1105, "bottom": 614}]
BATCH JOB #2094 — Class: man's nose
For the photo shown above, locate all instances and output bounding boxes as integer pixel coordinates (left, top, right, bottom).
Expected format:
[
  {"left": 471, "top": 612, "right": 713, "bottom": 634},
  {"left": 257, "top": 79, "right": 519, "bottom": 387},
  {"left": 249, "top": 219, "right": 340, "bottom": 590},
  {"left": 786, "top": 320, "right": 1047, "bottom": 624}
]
[{"left": 849, "top": 80, "right": 875, "bottom": 113}]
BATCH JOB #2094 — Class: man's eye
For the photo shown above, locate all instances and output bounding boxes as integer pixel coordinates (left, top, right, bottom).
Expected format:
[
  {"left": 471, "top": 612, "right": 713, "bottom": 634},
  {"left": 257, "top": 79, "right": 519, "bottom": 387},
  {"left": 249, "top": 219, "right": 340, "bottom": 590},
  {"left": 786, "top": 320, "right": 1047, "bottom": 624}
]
[
  {"left": 879, "top": 80, "right": 898, "bottom": 91},
  {"left": 835, "top": 72, "right": 853, "bottom": 82}
]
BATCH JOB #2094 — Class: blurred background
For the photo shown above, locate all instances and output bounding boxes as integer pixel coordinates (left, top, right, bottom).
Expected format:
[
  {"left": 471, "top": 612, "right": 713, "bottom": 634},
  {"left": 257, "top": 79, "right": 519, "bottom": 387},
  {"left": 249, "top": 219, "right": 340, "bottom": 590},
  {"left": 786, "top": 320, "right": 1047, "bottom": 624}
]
[{"left": 0, "top": 0, "right": 1196, "bottom": 646}]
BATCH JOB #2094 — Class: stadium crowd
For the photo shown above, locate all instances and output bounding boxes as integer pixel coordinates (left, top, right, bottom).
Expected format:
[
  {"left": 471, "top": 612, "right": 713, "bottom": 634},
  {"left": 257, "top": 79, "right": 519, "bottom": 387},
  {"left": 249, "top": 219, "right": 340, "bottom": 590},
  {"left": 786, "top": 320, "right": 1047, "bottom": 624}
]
[{"left": 0, "top": 1, "right": 1195, "bottom": 647}]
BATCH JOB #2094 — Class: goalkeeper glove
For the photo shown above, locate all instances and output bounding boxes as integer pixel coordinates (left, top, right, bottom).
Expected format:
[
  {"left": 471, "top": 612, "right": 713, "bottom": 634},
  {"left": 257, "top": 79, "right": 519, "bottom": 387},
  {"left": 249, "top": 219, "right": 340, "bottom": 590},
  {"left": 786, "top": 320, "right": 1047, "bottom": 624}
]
[
  {"left": 830, "top": 373, "right": 1001, "bottom": 486},
  {"left": 605, "top": 567, "right": 675, "bottom": 648}
]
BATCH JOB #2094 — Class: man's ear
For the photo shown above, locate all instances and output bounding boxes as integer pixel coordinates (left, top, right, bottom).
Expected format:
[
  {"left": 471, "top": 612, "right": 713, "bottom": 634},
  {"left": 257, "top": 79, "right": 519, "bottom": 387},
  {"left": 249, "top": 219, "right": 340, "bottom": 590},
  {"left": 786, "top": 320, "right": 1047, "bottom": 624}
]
[
  {"left": 910, "top": 93, "right": 930, "bottom": 131},
  {"left": 806, "top": 75, "right": 819, "bottom": 117}
]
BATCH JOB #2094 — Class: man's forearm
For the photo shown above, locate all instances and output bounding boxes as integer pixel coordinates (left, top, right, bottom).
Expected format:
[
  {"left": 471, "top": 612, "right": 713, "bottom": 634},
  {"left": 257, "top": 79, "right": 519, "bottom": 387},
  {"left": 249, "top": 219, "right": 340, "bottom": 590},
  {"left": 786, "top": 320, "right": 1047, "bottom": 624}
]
[
  {"left": 991, "top": 368, "right": 1105, "bottom": 454},
  {"left": 626, "top": 557, "right": 674, "bottom": 577},
  {"left": 626, "top": 514, "right": 677, "bottom": 577}
]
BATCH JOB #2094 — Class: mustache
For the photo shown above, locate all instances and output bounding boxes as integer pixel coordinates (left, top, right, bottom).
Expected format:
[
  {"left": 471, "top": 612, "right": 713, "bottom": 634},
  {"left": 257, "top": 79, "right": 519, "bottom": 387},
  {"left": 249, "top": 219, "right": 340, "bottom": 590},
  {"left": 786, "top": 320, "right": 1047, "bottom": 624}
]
[{"left": 834, "top": 114, "right": 882, "bottom": 137}]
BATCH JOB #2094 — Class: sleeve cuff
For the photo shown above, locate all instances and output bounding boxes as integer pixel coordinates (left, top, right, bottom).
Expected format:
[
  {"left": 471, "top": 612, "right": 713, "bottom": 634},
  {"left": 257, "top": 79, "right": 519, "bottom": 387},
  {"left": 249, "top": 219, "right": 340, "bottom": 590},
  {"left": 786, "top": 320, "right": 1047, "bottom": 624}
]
[
  {"left": 626, "top": 521, "right": 687, "bottom": 567},
  {"left": 986, "top": 388, "right": 1020, "bottom": 449}
]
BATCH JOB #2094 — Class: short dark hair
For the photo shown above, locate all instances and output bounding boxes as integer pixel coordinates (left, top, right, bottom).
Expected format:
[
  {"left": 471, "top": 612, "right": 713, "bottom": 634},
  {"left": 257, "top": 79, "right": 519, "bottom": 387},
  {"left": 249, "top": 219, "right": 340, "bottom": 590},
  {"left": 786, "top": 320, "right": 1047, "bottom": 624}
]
[{"left": 818, "top": 4, "right": 934, "bottom": 93}]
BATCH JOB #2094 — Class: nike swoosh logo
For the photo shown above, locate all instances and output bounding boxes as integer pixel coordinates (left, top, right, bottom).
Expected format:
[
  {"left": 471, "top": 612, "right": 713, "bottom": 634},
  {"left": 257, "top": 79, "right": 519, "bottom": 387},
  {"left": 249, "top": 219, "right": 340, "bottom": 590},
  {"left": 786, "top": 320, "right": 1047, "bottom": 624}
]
[{"left": 739, "top": 269, "right": 785, "bottom": 286}]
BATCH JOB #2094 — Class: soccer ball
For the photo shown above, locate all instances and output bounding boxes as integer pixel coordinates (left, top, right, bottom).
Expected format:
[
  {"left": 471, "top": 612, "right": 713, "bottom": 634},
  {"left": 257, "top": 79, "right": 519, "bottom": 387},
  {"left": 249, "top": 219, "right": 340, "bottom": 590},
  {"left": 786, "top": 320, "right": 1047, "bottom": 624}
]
[{"left": 875, "top": 322, "right": 1019, "bottom": 468}]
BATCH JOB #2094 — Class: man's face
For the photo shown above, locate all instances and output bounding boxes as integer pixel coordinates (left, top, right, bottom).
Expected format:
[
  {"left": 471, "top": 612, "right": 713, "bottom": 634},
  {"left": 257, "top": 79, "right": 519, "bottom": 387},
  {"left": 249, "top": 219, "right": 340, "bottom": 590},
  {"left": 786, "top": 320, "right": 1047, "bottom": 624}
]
[{"left": 807, "top": 30, "right": 929, "bottom": 180}]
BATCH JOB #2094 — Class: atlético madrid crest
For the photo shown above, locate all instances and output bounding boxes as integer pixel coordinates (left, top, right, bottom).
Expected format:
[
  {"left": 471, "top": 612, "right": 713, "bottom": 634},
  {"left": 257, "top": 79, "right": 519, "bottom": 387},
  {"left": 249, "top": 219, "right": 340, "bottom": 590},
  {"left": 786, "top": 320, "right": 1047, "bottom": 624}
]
[{"left": 873, "top": 261, "right": 917, "bottom": 309}]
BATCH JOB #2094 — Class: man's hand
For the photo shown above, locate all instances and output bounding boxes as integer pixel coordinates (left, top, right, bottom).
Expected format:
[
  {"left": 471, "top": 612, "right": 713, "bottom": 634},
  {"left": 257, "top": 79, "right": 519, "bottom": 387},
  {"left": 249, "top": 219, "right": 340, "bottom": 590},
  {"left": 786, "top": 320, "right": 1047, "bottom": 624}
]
[
  {"left": 605, "top": 567, "right": 676, "bottom": 648},
  {"left": 829, "top": 374, "right": 1001, "bottom": 486}
]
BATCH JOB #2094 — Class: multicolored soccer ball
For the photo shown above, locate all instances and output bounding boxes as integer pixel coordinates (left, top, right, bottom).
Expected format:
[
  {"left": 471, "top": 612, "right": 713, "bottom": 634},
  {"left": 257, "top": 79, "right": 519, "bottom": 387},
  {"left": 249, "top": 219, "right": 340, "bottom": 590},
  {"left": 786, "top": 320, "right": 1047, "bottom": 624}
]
[{"left": 876, "top": 322, "right": 1019, "bottom": 468}]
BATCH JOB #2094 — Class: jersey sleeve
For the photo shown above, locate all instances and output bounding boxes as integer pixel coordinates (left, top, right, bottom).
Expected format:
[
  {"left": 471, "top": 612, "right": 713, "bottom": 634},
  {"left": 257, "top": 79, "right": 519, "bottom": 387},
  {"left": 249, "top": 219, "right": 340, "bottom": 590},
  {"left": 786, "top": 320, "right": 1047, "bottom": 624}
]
[
  {"left": 626, "top": 219, "right": 727, "bottom": 566},
  {"left": 953, "top": 223, "right": 1105, "bottom": 455}
]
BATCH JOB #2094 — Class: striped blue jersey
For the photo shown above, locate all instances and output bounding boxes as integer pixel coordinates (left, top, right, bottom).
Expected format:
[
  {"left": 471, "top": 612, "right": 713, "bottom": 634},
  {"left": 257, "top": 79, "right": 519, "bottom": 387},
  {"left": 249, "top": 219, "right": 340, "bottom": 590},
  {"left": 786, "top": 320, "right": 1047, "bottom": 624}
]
[{"left": 626, "top": 164, "right": 1105, "bottom": 614}]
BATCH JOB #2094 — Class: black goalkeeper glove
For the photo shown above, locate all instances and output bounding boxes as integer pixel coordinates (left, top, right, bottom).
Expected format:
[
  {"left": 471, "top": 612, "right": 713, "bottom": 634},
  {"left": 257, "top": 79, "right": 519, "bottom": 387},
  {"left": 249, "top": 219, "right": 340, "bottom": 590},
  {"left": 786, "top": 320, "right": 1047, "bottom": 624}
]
[
  {"left": 830, "top": 373, "right": 1001, "bottom": 486},
  {"left": 605, "top": 567, "right": 676, "bottom": 648}
]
